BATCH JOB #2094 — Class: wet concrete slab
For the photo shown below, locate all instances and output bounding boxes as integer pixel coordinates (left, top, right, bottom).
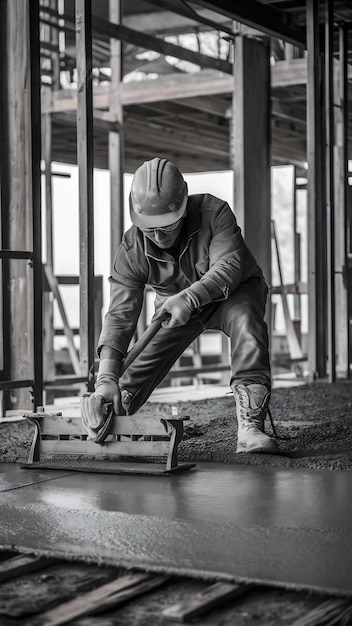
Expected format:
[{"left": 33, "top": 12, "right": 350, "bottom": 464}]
[
  {"left": 5, "top": 462, "right": 352, "bottom": 530},
  {"left": 1, "top": 462, "right": 352, "bottom": 595},
  {"left": 0, "top": 463, "right": 74, "bottom": 492}
]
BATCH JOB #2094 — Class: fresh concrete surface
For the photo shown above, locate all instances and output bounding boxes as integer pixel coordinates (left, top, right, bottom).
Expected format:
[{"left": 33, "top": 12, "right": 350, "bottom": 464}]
[
  {"left": 0, "top": 464, "right": 75, "bottom": 492},
  {"left": 0, "top": 462, "right": 352, "bottom": 595}
]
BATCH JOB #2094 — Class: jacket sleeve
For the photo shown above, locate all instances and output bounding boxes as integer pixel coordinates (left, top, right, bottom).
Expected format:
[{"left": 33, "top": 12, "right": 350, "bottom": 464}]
[
  {"left": 185, "top": 201, "right": 247, "bottom": 307},
  {"left": 97, "top": 241, "right": 146, "bottom": 357}
]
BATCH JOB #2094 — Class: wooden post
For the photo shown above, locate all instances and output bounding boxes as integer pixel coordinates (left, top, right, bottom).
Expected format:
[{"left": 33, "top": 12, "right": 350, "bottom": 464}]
[
  {"left": 306, "top": 0, "right": 327, "bottom": 379},
  {"left": 109, "top": 0, "right": 124, "bottom": 269},
  {"left": 334, "top": 24, "right": 349, "bottom": 378},
  {"left": 42, "top": 88, "right": 55, "bottom": 384},
  {"left": 0, "top": 0, "right": 8, "bottom": 387},
  {"left": 76, "top": 0, "right": 95, "bottom": 390},
  {"left": 50, "top": 0, "right": 60, "bottom": 90},
  {"left": 0, "top": 0, "right": 38, "bottom": 410},
  {"left": 325, "top": 0, "right": 336, "bottom": 382},
  {"left": 293, "top": 167, "right": 302, "bottom": 342},
  {"left": 232, "top": 35, "right": 271, "bottom": 284},
  {"left": 29, "top": 0, "right": 44, "bottom": 409},
  {"left": 232, "top": 35, "right": 271, "bottom": 326}
]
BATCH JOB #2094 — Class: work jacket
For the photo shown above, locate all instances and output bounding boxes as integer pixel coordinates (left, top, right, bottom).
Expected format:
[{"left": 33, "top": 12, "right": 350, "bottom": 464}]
[{"left": 97, "top": 193, "right": 263, "bottom": 357}]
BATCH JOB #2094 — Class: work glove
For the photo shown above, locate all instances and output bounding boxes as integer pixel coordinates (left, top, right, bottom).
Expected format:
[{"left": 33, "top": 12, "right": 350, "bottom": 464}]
[
  {"left": 157, "top": 292, "right": 194, "bottom": 328},
  {"left": 81, "top": 359, "right": 122, "bottom": 440},
  {"left": 157, "top": 280, "right": 220, "bottom": 328}
]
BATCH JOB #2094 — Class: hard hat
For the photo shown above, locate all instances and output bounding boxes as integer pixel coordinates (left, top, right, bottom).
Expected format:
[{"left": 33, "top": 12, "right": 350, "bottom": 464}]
[{"left": 129, "top": 158, "right": 188, "bottom": 229}]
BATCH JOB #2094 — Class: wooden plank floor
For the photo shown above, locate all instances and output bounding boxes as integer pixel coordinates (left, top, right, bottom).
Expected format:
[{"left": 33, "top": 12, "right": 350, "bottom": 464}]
[{"left": 1, "top": 549, "right": 352, "bottom": 625}]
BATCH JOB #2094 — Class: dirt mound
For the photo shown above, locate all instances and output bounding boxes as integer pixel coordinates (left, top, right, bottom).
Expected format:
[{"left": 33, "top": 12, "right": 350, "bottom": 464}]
[{"left": 2, "top": 382, "right": 352, "bottom": 470}]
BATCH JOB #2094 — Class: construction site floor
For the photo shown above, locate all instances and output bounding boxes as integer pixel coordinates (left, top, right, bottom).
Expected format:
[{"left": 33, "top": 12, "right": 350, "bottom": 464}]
[
  {"left": 2, "top": 380, "right": 352, "bottom": 622},
  {"left": 1, "top": 461, "right": 352, "bottom": 598}
]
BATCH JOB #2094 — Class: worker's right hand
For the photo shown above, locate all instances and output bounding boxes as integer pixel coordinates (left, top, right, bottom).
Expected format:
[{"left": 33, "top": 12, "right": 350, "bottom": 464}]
[
  {"left": 81, "top": 357, "right": 122, "bottom": 440},
  {"left": 81, "top": 375, "right": 121, "bottom": 440}
]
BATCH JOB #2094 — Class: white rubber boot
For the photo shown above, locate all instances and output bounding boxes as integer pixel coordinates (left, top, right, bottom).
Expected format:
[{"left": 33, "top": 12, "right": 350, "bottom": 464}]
[{"left": 233, "top": 383, "right": 279, "bottom": 454}]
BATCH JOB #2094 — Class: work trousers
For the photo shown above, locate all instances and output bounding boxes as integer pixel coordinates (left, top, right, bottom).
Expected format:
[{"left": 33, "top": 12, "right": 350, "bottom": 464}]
[{"left": 119, "top": 276, "right": 271, "bottom": 414}]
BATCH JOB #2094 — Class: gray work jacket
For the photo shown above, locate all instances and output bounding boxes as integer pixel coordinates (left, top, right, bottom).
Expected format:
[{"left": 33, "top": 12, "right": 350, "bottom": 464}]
[{"left": 97, "top": 193, "right": 263, "bottom": 356}]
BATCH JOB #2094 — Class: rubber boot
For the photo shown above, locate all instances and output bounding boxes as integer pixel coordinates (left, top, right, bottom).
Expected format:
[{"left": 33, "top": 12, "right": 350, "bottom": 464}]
[{"left": 232, "top": 383, "right": 279, "bottom": 454}]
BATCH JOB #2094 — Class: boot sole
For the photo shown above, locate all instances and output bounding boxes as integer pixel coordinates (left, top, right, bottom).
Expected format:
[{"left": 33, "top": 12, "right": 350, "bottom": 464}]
[{"left": 236, "top": 441, "right": 279, "bottom": 455}]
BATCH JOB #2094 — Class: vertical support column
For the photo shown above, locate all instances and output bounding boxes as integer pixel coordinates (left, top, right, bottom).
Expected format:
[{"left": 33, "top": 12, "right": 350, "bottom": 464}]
[
  {"left": 232, "top": 35, "right": 271, "bottom": 305},
  {"left": 293, "top": 168, "right": 302, "bottom": 342},
  {"left": 334, "top": 24, "right": 349, "bottom": 378},
  {"left": 50, "top": 0, "right": 60, "bottom": 90},
  {"left": 76, "top": 0, "right": 95, "bottom": 390},
  {"left": 306, "top": 0, "right": 327, "bottom": 379},
  {"left": 285, "top": 42, "right": 294, "bottom": 62},
  {"left": 325, "top": 0, "right": 336, "bottom": 382},
  {"left": 1, "top": 0, "right": 38, "bottom": 410},
  {"left": 42, "top": 89, "right": 55, "bottom": 384},
  {"left": 0, "top": 0, "right": 9, "bottom": 384},
  {"left": 29, "top": 0, "right": 43, "bottom": 408},
  {"left": 109, "top": 0, "right": 124, "bottom": 269}
]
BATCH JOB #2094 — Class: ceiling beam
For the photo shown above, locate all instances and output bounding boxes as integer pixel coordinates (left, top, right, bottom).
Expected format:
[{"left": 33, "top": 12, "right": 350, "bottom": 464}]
[
  {"left": 45, "top": 61, "right": 313, "bottom": 114},
  {"left": 47, "top": 57, "right": 352, "bottom": 117},
  {"left": 146, "top": 0, "right": 234, "bottom": 36},
  {"left": 190, "top": 0, "right": 307, "bottom": 48},
  {"left": 44, "top": 70, "right": 232, "bottom": 113},
  {"left": 124, "top": 10, "right": 213, "bottom": 35},
  {"left": 92, "top": 16, "right": 232, "bottom": 74}
]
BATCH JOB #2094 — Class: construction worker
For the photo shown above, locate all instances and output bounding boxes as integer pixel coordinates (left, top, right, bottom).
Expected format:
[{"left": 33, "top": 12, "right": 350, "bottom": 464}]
[{"left": 81, "top": 157, "right": 278, "bottom": 454}]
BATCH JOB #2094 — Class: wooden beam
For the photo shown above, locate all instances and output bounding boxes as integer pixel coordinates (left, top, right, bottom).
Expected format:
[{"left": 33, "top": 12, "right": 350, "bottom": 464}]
[
  {"left": 271, "top": 140, "right": 306, "bottom": 166},
  {"left": 163, "top": 582, "right": 253, "bottom": 621},
  {"left": 41, "top": 90, "right": 55, "bottom": 384},
  {"left": 50, "top": 109, "right": 119, "bottom": 132},
  {"left": 31, "top": 574, "right": 167, "bottom": 625},
  {"left": 109, "top": 0, "right": 124, "bottom": 268},
  {"left": 44, "top": 72, "right": 231, "bottom": 113},
  {"left": 325, "top": 0, "right": 336, "bottom": 382},
  {"left": 271, "top": 59, "right": 308, "bottom": 87},
  {"left": 334, "top": 24, "right": 349, "bottom": 378},
  {"left": 232, "top": 36, "right": 272, "bottom": 286},
  {"left": 0, "top": 555, "right": 59, "bottom": 583},
  {"left": 124, "top": 117, "right": 229, "bottom": 159},
  {"left": 40, "top": 3, "right": 233, "bottom": 36},
  {"left": 76, "top": 0, "right": 95, "bottom": 389},
  {"left": 92, "top": 16, "right": 232, "bottom": 74},
  {"left": 272, "top": 100, "right": 306, "bottom": 127},
  {"left": 143, "top": 0, "right": 234, "bottom": 36},
  {"left": 1, "top": 0, "right": 36, "bottom": 409},
  {"left": 44, "top": 265, "right": 81, "bottom": 375},
  {"left": 174, "top": 95, "right": 231, "bottom": 118},
  {"left": 306, "top": 0, "right": 327, "bottom": 379},
  {"left": 29, "top": 0, "right": 43, "bottom": 410},
  {"left": 49, "top": 114, "right": 307, "bottom": 172},
  {"left": 190, "top": 0, "right": 307, "bottom": 48},
  {"left": 126, "top": 98, "right": 230, "bottom": 124},
  {"left": 124, "top": 6, "right": 232, "bottom": 36},
  {"left": 44, "top": 59, "right": 320, "bottom": 117}
]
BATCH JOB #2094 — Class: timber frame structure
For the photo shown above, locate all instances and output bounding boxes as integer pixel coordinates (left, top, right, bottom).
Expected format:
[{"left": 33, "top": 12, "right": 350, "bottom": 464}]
[{"left": 1, "top": 0, "right": 352, "bottom": 412}]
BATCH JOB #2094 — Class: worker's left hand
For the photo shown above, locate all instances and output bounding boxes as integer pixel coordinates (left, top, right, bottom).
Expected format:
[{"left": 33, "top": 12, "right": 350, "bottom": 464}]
[{"left": 156, "top": 292, "right": 194, "bottom": 328}]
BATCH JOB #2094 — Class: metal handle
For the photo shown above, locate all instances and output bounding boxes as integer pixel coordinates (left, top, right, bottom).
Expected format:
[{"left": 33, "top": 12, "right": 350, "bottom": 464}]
[
  {"left": 121, "top": 312, "right": 169, "bottom": 373},
  {"left": 94, "top": 312, "right": 169, "bottom": 444}
]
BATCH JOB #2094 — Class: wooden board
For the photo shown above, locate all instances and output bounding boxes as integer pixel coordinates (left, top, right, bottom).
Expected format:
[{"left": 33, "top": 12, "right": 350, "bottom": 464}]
[{"left": 20, "top": 460, "right": 196, "bottom": 475}]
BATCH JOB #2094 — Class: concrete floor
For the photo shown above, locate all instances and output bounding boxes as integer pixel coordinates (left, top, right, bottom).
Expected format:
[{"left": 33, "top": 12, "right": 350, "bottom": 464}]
[{"left": 1, "top": 462, "right": 352, "bottom": 596}]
